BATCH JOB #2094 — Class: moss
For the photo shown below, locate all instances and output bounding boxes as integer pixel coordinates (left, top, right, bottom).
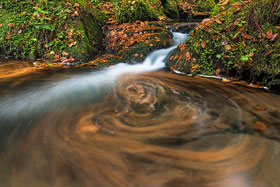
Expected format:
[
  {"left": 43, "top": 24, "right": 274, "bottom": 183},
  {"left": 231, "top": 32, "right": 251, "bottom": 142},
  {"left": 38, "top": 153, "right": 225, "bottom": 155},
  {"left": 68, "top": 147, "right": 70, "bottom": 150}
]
[
  {"left": 0, "top": 0, "right": 104, "bottom": 62},
  {"left": 169, "top": 0, "right": 280, "bottom": 85},
  {"left": 0, "top": 9, "right": 13, "bottom": 55},
  {"left": 193, "top": 0, "right": 216, "bottom": 12},
  {"left": 91, "top": 21, "right": 172, "bottom": 67},
  {"left": 67, "top": 11, "right": 104, "bottom": 61},
  {"left": 119, "top": 29, "right": 172, "bottom": 62},
  {"left": 161, "top": 0, "right": 180, "bottom": 19},
  {"left": 114, "top": 0, "right": 163, "bottom": 24},
  {"left": 71, "top": 0, "right": 108, "bottom": 25}
]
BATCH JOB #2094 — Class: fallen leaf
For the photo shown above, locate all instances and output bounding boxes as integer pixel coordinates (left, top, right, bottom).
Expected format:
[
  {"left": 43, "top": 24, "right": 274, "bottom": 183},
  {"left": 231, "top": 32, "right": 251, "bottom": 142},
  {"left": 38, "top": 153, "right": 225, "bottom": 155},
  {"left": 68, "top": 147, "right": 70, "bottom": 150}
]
[
  {"left": 71, "top": 11, "right": 79, "bottom": 17},
  {"left": 256, "top": 105, "right": 265, "bottom": 111},
  {"left": 216, "top": 20, "right": 222, "bottom": 24},
  {"left": 212, "top": 35, "right": 219, "bottom": 40},
  {"left": 242, "top": 32, "right": 255, "bottom": 40},
  {"left": 5, "top": 34, "right": 11, "bottom": 39},
  {"left": 201, "top": 41, "right": 206, "bottom": 48},
  {"left": 265, "top": 50, "right": 274, "bottom": 56},
  {"left": 7, "top": 23, "right": 15, "bottom": 27},
  {"left": 252, "top": 121, "right": 267, "bottom": 132},
  {"left": 191, "top": 64, "right": 199, "bottom": 72},
  {"left": 185, "top": 52, "right": 191, "bottom": 61},
  {"left": 266, "top": 30, "right": 273, "bottom": 38},
  {"left": 69, "top": 56, "right": 75, "bottom": 62},
  {"left": 225, "top": 45, "right": 231, "bottom": 51}
]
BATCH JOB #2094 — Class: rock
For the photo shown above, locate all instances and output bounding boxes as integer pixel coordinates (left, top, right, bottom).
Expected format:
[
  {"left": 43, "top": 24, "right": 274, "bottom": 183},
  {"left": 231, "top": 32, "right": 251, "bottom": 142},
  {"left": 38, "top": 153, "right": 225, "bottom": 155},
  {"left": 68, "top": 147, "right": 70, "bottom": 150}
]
[
  {"left": 89, "top": 21, "right": 172, "bottom": 67},
  {"left": 114, "top": 0, "right": 166, "bottom": 24},
  {"left": 0, "top": 0, "right": 104, "bottom": 62},
  {"left": 167, "top": 0, "right": 280, "bottom": 87}
]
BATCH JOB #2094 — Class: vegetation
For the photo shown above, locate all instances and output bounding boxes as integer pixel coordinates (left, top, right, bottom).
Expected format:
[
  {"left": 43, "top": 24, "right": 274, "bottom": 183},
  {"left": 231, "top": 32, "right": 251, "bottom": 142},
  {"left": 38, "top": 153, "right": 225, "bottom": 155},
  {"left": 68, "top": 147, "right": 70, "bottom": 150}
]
[
  {"left": 86, "top": 21, "right": 172, "bottom": 67},
  {"left": 0, "top": 0, "right": 105, "bottom": 62},
  {"left": 168, "top": 0, "right": 280, "bottom": 86}
]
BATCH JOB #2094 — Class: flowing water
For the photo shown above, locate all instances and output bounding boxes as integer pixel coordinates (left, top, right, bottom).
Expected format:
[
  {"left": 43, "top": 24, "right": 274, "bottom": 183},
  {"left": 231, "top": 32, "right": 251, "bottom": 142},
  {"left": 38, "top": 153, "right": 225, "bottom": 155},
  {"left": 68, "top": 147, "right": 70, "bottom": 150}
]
[{"left": 0, "top": 32, "right": 280, "bottom": 187}]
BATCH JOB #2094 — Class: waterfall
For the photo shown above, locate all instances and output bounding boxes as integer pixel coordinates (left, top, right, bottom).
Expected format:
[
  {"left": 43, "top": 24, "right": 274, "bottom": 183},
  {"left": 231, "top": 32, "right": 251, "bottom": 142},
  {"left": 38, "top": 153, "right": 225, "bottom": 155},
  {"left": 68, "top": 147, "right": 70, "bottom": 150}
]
[{"left": 0, "top": 32, "right": 188, "bottom": 121}]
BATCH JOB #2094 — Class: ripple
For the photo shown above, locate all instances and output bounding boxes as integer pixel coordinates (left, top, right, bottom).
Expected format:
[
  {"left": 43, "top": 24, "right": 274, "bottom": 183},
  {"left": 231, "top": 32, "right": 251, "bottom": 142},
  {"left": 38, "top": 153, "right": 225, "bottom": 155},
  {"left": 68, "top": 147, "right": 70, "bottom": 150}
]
[{"left": 1, "top": 72, "right": 280, "bottom": 187}]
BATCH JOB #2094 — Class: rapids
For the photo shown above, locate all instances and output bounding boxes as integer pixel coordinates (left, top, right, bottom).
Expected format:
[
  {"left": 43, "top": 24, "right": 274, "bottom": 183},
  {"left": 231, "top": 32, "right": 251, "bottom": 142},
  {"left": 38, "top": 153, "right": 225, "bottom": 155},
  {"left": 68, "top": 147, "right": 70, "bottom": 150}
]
[{"left": 0, "top": 32, "right": 280, "bottom": 187}]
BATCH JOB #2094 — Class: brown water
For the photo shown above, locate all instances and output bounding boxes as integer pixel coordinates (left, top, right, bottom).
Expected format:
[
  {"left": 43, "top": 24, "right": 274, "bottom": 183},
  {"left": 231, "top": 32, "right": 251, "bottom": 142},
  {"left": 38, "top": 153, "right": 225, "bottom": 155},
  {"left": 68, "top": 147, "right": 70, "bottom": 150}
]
[{"left": 0, "top": 67, "right": 280, "bottom": 187}]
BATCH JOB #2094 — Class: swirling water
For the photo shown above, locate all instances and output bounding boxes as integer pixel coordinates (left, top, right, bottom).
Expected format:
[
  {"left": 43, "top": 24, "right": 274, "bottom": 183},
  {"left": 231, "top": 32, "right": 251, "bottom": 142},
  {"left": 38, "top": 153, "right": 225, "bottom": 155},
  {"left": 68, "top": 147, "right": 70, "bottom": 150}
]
[{"left": 0, "top": 32, "right": 280, "bottom": 187}]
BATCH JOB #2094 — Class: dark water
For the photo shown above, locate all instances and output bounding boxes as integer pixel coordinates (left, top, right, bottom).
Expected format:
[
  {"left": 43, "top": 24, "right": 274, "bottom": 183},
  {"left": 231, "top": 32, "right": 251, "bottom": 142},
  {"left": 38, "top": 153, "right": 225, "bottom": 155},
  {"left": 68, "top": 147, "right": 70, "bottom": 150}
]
[{"left": 0, "top": 69, "right": 280, "bottom": 187}]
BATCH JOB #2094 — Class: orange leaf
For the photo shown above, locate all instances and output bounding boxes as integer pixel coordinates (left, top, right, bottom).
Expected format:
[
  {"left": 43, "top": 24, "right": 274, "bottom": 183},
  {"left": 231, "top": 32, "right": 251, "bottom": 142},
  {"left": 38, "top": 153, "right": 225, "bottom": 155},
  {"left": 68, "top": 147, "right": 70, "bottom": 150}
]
[
  {"left": 265, "top": 50, "right": 274, "bottom": 56},
  {"left": 216, "top": 68, "right": 221, "bottom": 75},
  {"left": 191, "top": 64, "right": 199, "bottom": 72},
  {"left": 201, "top": 41, "right": 206, "bottom": 48},
  {"left": 266, "top": 30, "right": 273, "bottom": 38},
  {"left": 5, "top": 34, "right": 11, "bottom": 39},
  {"left": 242, "top": 33, "right": 255, "bottom": 40},
  {"left": 225, "top": 45, "right": 231, "bottom": 51},
  {"left": 216, "top": 20, "right": 222, "bottom": 24},
  {"left": 73, "top": 3, "right": 79, "bottom": 7},
  {"left": 69, "top": 56, "right": 75, "bottom": 62},
  {"left": 212, "top": 35, "right": 219, "bottom": 40},
  {"left": 185, "top": 52, "right": 191, "bottom": 61},
  {"left": 252, "top": 121, "right": 267, "bottom": 132},
  {"left": 7, "top": 23, "right": 15, "bottom": 27}
]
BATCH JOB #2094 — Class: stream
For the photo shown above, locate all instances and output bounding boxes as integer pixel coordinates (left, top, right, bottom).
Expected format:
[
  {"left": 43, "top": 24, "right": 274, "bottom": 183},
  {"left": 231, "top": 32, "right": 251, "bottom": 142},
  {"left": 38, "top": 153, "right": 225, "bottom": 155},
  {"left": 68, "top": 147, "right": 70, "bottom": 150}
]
[{"left": 0, "top": 32, "right": 280, "bottom": 187}]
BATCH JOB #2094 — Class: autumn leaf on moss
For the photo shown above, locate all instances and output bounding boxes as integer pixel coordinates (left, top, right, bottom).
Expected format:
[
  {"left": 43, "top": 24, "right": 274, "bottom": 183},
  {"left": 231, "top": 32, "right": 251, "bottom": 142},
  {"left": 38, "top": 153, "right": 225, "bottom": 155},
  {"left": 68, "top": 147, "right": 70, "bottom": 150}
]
[{"left": 201, "top": 41, "right": 206, "bottom": 48}]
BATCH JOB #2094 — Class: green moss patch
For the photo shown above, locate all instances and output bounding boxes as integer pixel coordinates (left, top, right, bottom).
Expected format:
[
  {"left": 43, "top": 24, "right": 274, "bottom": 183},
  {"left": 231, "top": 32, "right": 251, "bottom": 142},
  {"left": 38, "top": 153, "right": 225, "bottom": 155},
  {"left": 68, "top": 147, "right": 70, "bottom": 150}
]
[
  {"left": 0, "top": 0, "right": 104, "bottom": 62},
  {"left": 168, "top": 0, "right": 280, "bottom": 86},
  {"left": 113, "top": 0, "right": 166, "bottom": 24}
]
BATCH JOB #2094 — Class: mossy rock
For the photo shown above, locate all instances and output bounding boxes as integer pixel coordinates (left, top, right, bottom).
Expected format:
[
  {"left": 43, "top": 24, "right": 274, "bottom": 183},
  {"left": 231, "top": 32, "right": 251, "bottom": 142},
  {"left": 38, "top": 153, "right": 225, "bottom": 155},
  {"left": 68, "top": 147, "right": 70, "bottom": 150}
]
[
  {"left": 70, "top": 0, "right": 107, "bottom": 25},
  {"left": 90, "top": 21, "right": 172, "bottom": 67},
  {"left": 193, "top": 0, "right": 216, "bottom": 12},
  {"left": 176, "top": 0, "right": 217, "bottom": 19},
  {"left": 168, "top": 0, "right": 280, "bottom": 85},
  {"left": 106, "top": 21, "right": 172, "bottom": 63},
  {"left": 66, "top": 10, "right": 104, "bottom": 62},
  {"left": 0, "top": 0, "right": 104, "bottom": 62},
  {"left": 161, "top": 0, "right": 180, "bottom": 19},
  {"left": 114, "top": 0, "right": 165, "bottom": 24}
]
